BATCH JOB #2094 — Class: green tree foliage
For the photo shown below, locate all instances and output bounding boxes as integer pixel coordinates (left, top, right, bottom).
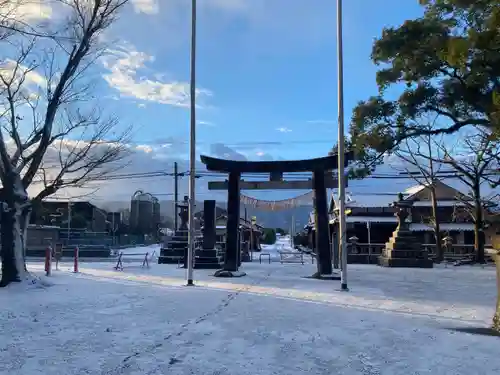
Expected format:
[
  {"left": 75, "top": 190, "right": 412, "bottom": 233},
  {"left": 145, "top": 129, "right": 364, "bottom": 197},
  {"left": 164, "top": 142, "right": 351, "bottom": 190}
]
[
  {"left": 349, "top": 0, "right": 500, "bottom": 331},
  {"left": 350, "top": 0, "right": 500, "bottom": 162},
  {"left": 275, "top": 228, "right": 287, "bottom": 235},
  {"left": 262, "top": 228, "right": 277, "bottom": 245}
]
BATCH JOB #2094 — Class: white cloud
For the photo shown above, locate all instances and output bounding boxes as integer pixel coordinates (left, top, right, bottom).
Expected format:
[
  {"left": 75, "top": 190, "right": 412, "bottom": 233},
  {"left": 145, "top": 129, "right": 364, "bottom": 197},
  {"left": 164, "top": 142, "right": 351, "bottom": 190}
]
[
  {"left": 0, "top": 59, "right": 46, "bottom": 113},
  {"left": 2, "top": 0, "right": 52, "bottom": 22},
  {"left": 131, "top": 0, "right": 159, "bottom": 14},
  {"left": 276, "top": 127, "right": 292, "bottom": 133},
  {"left": 101, "top": 43, "right": 212, "bottom": 108},
  {"left": 0, "top": 59, "right": 47, "bottom": 89},
  {"left": 31, "top": 138, "right": 231, "bottom": 202},
  {"left": 307, "top": 120, "right": 335, "bottom": 125},
  {"left": 197, "top": 120, "right": 215, "bottom": 126}
]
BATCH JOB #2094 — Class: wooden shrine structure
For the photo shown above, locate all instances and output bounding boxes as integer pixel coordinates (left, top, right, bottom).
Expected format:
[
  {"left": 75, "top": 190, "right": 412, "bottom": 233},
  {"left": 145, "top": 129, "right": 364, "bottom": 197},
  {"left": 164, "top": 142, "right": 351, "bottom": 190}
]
[{"left": 201, "top": 152, "right": 353, "bottom": 278}]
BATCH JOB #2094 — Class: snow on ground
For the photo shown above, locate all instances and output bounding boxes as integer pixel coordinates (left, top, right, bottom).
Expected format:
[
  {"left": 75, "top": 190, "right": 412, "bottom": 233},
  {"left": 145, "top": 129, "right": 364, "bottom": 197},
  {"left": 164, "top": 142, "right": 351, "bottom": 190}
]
[
  {"left": 260, "top": 235, "right": 306, "bottom": 262},
  {"left": 1, "top": 241, "right": 499, "bottom": 375},
  {"left": 115, "top": 244, "right": 161, "bottom": 262}
]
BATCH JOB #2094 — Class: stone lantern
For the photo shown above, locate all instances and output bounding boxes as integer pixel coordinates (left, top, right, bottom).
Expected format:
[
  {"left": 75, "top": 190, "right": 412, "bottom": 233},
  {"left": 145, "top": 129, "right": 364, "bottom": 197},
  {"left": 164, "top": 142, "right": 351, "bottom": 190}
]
[
  {"left": 378, "top": 194, "right": 433, "bottom": 268},
  {"left": 442, "top": 235, "right": 453, "bottom": 255},
  {"left": 349, "top": 235, "right": 359, "bottom": 254}
]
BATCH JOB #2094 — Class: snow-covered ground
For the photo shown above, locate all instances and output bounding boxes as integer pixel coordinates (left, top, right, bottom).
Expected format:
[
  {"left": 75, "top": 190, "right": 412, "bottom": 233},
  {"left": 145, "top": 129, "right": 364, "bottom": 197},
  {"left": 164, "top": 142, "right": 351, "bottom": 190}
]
[
  {"left": 259, "top": 235, "right": 311, "bottom": 263},
  {"left": 1, "top": 239, "right": 499, "bottom": 375}
]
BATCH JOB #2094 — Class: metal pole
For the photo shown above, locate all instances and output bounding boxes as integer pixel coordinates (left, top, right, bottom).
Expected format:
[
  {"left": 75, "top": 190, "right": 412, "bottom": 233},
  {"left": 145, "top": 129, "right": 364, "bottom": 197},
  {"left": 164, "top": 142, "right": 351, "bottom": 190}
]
[
  {"left": 250, "top": 225, "right": 253, "bottom": 261},
  {"left": 367, "top": 221, "right": 372, "bottom": 264},
  {"left": 337, "top": 0, "right": 348, "bottom": 291},
  {"left": 174, "top": 161, "right": 178, "bottom": 231},
  {"left": 67, "top": 201, "right": 71, "bottom": 246},
  {"left": 186, "top": 0, "right": 197, "bottom": 286}
]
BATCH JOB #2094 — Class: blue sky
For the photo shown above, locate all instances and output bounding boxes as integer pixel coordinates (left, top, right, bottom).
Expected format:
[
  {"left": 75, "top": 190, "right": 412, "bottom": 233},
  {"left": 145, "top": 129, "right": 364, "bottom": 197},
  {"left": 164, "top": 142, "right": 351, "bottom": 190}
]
[
  {"left": 100, "top": 0, "right": 424, "bottom": 162},
  {"left": 12, "top": 0, "right": 427, "bottom": 202}
]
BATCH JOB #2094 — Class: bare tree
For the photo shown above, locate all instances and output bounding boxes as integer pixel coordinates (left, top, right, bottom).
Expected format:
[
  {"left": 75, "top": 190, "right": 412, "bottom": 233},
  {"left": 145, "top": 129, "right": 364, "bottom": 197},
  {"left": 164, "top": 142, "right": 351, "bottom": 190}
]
[
  {"left": 431, "top": 128, "right": 500, "bottom": 263},
  {"left": 0, "top": 0, "right": 56, "bottom": 40},
  {"left": 394, "top": 128, "right": 446, "bottom": 262},
  {"left": 0, "top": 0, "right": 130, "bottom": 287}
]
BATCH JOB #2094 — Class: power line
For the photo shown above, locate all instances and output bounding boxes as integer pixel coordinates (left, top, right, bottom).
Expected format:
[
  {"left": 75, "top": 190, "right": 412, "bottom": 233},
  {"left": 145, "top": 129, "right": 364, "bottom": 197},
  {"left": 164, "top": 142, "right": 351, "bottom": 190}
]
[
  {"left": 30, "top": 170, "right": 499, "bottom": 185},
  {"left": 133, "top": 139, "right": 339, "bottom": 147}
]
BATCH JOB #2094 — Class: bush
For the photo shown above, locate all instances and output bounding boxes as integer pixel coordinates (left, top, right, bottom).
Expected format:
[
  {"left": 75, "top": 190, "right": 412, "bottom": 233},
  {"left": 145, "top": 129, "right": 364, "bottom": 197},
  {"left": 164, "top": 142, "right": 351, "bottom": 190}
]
[
  {"left": 293, "top": 232, "right": 309, "bottom": 247},
  {"left": 262, "top": 228, "right": 277, "bottom": 244},
  {"left": 275, "top": 228, "right": 288, "bottom": 235}
]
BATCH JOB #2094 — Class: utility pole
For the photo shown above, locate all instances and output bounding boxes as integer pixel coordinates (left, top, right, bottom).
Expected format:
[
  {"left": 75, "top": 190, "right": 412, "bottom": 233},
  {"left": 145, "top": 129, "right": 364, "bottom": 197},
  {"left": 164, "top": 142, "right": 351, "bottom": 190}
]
[
  {"left": 111, "top": 213, "right": 115, "bottom": 246},
  {"left": 186, "top": 0, "right": 197, "bottom": 286},
  {"left": 67, "top": 201, "right": 71, "bottom": 245},
  {"left": 337, "top": 0, "right": 348, "bottom": 291},
  {"left": 174, "top": 162, "right": 179, "bottom": 231}
]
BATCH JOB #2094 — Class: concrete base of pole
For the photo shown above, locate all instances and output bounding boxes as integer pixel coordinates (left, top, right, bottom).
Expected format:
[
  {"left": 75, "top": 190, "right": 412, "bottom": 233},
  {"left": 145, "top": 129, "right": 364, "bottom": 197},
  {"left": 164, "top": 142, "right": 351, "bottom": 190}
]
[
  {"left": 213, "top": 270, "right": 246, "bottom": 278},
  {"left": 341, "top": 283, "right": 349, "bottom": 291},
  {"left": 304, "top": 272, "right": 341, "bottom": 280},
  {"left": 186, "top": 279, "right": 195, "bottom": 286}
]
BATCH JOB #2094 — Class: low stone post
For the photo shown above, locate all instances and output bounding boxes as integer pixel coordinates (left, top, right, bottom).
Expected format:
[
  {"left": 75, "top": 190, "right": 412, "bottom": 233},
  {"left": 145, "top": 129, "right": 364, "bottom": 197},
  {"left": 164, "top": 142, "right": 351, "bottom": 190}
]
[
  {"left": 442, "top": 235, "right": 453, "bottom": 258},
  {"left": 488, "top": 233, "right": 500, "bottom": 333},
  {"left": 348, "top": 236, "right": 359, "bottom": 254}
]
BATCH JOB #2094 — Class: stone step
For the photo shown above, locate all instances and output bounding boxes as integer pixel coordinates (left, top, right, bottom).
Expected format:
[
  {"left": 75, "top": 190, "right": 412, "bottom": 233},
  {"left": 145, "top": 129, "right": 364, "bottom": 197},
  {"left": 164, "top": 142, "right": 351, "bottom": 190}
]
[
  {"left": 385, "top": 244, "right": 421, "bottom": 252},
  {"left": 196, "top": 249, "right": 219, "bottom": 258},
  {"left": 384, "top": 249, "right": 425, "bottom": 258},
  {"left": 158, "top": 255, "right": 184, "bottom": 264},
  {"left": 160, "top": 249, "right": 185, "bottom": 257},
  {"left": 167, "top": 235, "right": 187, "bottom": 243},
  {"left": 194, "top": 262, "right": 222, "bottom": 269},
  {"left": 195, "top": 256, "right": 223, "bottom": 264},
  {"left": 378, "top": 255, "right": 433, "bottom": 268},
  {"left": 166, "top": 245, "right": 187, "bottom": 250}
]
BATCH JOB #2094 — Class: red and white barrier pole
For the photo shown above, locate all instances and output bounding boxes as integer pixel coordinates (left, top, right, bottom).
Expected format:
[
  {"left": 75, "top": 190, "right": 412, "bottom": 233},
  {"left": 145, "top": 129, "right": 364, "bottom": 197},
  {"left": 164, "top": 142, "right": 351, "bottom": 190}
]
[
  {"left": 45, "top": 246, "right": 52, "bottom": 276},
  {"left": 74, "top": 246, "right": 79, "bottom": 273}
]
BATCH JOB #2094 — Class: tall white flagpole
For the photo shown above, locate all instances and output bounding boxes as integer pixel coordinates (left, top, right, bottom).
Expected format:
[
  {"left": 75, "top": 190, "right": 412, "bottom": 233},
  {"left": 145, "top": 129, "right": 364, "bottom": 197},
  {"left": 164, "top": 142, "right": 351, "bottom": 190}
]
[
  {"left": 187, "top": 0, "right": 197, "bottom": 286},
  {"left": 337, "top": 0, "right": 348, "bottom": 291}
]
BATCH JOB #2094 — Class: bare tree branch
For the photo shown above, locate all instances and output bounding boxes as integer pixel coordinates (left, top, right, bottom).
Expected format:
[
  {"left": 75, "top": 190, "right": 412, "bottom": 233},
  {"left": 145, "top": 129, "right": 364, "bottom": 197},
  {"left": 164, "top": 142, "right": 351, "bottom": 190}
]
[
  {"left": 0, "top": 0, "right": 132, "bottom": 285},
  {"left": 432, "top": 128, "right": 500, "bottom": 263},
  {"left": 393, "top": 121, "right": 447, "bottom": 261}
]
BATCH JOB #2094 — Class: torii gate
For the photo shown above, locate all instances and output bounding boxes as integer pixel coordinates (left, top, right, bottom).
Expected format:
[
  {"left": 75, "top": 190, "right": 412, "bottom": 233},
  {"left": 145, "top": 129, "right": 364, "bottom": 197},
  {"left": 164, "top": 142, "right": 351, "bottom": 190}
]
[{"left": 200, "top": 152, "right": 353, "bottom": 278}]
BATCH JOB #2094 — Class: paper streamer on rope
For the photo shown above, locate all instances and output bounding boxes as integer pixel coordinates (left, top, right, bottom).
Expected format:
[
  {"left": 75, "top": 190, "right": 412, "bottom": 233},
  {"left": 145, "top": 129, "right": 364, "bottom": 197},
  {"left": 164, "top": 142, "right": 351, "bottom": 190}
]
[{"left": 241, "top": 191, "right": 314, "bottom": 211}]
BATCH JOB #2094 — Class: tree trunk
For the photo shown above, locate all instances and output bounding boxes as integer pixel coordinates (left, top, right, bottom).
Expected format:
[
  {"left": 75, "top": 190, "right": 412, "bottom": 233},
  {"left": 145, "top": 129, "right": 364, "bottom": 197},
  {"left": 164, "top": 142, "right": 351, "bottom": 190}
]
[
  {"left": 0, "top": 207, "right": 18, "bottom": 286},
  {"left": 491, "top": 234, "right": 500, "bottom": 333},
  {"left": 493, "top": 253, "right": 500, "bottom": 333},
  {"left": 0, "top": 193, "right": 31, "bottom": 287},
  {"left": 430, "top": 188, "right": 443, "bottom": 262},
  {"left": 473, "top": 189, "right": 485, "bottom": 263}
]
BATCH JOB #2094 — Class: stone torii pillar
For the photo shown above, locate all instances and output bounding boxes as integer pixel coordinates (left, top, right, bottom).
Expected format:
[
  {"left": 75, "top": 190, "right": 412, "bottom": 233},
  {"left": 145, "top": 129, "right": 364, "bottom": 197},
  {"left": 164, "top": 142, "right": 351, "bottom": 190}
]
[
  {"left": 214, "top": 171, "right": 245, "bottom": 277},
  {"left": 313, "top": 170, "right": 333, "bottom": 276}
]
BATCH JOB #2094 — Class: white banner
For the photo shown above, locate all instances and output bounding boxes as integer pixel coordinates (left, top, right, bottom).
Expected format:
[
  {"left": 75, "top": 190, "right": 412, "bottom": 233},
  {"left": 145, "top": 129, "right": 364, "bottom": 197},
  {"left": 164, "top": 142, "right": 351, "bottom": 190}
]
[{"left": 240, "top": 191, "right": 314, "bottom": 211}]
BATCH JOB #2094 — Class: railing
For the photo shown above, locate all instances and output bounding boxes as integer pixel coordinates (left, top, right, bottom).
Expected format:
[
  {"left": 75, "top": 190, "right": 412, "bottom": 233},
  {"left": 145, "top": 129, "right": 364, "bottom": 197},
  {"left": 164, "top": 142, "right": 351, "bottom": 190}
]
[
  {"left": 346, "top": 242, "right": 494, "bottom": 264},
  {"left": 421, "top": 243, "right": 494, "bottom": 261},
  {"left": 346, "top": 243, "right": 385, "bottom": 264},
  {"left": 162, "top": 229, "right": 203, "bottom": 247}
]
